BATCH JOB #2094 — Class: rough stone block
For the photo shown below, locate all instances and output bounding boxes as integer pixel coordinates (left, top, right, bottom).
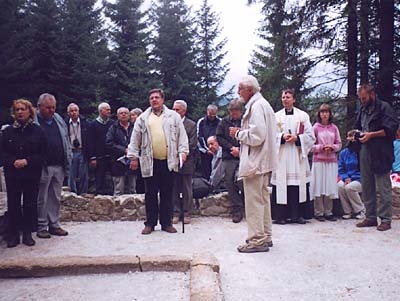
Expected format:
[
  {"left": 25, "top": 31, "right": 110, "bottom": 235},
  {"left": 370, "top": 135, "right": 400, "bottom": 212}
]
[
  {"left": 139, "top": 255, "right": 191, "bottom": 272},
  {"left": 191, "top": 253, "right": 220, "bottom": 273},
  {"left": 201, "top": 205, "right": 229, "bottom": 216},
  {"left": 190, "top": 265, "right": 223, "bottom": 301}
]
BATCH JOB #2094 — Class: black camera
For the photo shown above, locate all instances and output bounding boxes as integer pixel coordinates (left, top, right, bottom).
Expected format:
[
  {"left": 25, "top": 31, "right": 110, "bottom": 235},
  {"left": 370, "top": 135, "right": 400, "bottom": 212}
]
[
  {"left": 73, "top": 138, "right": 80, "bottom": 148},
  {"left": 354, "top": 130, "right": 364, "bottom": 140}
]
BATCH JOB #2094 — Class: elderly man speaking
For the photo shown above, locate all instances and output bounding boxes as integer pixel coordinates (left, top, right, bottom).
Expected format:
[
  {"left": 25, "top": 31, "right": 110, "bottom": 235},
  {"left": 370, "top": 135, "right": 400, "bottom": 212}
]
[{"left": 229, "top": 75, "right": 277, "bottom": 253}]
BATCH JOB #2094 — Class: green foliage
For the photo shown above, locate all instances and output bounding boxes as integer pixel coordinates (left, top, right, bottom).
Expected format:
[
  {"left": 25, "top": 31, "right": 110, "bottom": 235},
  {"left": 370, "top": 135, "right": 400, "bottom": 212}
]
[{"left": 250, "top": 0, "right": 314, "bottom": 111}]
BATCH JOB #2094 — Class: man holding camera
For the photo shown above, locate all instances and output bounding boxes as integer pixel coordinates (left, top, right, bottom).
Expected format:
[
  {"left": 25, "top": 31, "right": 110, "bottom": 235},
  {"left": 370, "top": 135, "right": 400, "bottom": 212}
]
[
  {"left": 354, "top": 84, "right": 398, "bottom": 231},
  {"left": 66, "top": 103, "right": 90, "bottom": 195}
]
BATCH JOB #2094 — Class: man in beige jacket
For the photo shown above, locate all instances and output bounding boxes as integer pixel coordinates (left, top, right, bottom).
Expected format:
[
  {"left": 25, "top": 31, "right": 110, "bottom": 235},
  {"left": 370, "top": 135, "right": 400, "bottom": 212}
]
[
  {"left": 230, "top": 76, "right": 277, "bottom": 253},
  {"left": 128, "top": 89, "right": 189, "bottom": 235}
]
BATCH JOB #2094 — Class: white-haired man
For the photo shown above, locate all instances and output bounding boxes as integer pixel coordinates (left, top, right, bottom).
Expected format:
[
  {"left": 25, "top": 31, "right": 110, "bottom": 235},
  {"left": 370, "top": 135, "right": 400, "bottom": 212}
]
[
  {"left": 229, "top": 75, "right": 277, "bottom": 253},
  {"left": 172, "top": 100, "right": 197, "bottom": 224},
  {"left": 36, "top": 93, "right": 72, "bottom": 238},
  {"left": 88, "top": 102, "right": 113, "bottom": 195}
]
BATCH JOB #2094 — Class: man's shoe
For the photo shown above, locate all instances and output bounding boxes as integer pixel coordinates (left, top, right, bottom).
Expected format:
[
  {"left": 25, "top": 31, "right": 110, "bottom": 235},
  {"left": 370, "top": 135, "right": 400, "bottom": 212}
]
[
  {"left": 237, "top": 243, "right": 269, "bottom": 253},
  {"left": 7, "top": 235, "right": 19, "bottom": 248},
  {"left": 292, "top": 217, "right": 307, "bottom": 224},
  {"left": 232, "top": 212, "right": 243, "bottom": 223},
  {"left": 354, "top": 212, "right": 365, "bottom": 220},
  {"left": 37, "top": 230, "right": 51, "bottom": 239},
  {"left": 315, "top": 216, "right": 325, "bottom": 222},
  {"left": 22, "top": 232, "right": 35, "bottom": 246},
  {"left": 172, "top": 216, "right": 180, "bottom": 224},
  {"left": 342, "top": 214, "right": 352, "bottom": 220},
  {"left": 356, "top": 219, "right": 378, "bottom": 228},
  {"left": 49, "top": 227, "right": 68, "bottom": 236},
  {"left": 161, "top": 226, "right": 177, "bottom": 233},
  {"left": 325, "top": 215, "right": 337, "bottom": 222},
  {"left": 245, "top": 239, "right": 273, "bottom": 247},
  {"left": 377, "top": 222, "right": 391, "bottom": 231},
  {"left": 273, "top": 219, "right": 286, "bottom": 225},
  {"left": 141, "top": 226, "right": 154, "bottom": 235}
]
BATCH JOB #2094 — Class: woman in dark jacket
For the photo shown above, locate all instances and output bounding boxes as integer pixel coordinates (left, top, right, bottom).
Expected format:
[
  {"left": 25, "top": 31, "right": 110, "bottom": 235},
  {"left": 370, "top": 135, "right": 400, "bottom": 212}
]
[{"left": 2, "top": 99, "right": 46, "bottom": 247}]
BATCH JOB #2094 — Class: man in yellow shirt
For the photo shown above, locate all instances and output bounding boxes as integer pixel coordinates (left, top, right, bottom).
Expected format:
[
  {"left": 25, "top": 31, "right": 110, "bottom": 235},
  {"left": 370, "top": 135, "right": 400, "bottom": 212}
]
[{"left": 128, "top": 89, "right": 189, "bottom": 235}]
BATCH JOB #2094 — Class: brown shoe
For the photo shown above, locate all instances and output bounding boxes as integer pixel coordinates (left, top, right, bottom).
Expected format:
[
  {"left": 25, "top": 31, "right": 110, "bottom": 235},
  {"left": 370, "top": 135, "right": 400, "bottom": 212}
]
[
  {"left": 49, "top": 227, "right": 68, "bottom": 236},
  {"left": 141, "top": 226, "right": 154, "bottom": 235},
  {"left": 356, "top": 219, "right": 378, "bottom": 228},
  {"left": 377, "top": 222, "right": 391, "bottom": 231},
  {"left": 232, "top": 212, "right": 243, "bottom": 223},
  {"left": 161, "top": 226, "right": 177, "bottom": 233}
]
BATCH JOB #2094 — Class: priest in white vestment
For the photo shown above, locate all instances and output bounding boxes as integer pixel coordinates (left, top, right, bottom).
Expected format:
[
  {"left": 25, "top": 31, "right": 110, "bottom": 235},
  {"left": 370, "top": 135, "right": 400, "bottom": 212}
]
[{"left": 270, "top": 89, "right": 315, "bottom": 224}]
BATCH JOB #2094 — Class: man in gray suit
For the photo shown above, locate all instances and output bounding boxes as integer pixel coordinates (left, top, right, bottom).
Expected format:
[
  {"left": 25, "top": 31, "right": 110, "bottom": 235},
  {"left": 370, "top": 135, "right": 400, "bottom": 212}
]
[{"left": 172, "top": 100, "right": 198, "bottom": 224}]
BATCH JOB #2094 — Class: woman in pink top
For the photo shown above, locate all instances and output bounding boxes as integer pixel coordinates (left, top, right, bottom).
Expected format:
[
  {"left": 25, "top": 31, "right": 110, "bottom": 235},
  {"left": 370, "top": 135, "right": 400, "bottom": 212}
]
[{"left": 311, "top": 104, "right": 342, "bottom": 221}]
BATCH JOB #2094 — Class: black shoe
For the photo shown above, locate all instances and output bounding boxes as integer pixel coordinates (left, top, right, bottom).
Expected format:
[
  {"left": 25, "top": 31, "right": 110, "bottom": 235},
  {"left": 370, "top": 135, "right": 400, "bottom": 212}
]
[
  {"left": 7, "top": 234, "right": 20, "bottom": 248},
  {"left": 232, "top": 212, "right": 243, "bottom": 223},
  {"left": 273, "top": 220, "right": 286, "bottom": 225},
  {"left": 325, "top": 215, "right": 337, "bottom": 221},
  {"left": 22, "top": 232, "right": 35, "bottom": 246},
  {"left": 315, "top": 216, "right": 325, "bottom": 222},
  {"left": 292, "top": 217, "right": 307, "bottom": 224}
]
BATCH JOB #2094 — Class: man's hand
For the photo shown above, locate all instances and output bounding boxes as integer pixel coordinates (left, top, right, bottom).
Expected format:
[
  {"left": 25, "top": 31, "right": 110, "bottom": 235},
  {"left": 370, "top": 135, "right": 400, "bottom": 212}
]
[
  {"left": 284, "top": 134, "right": 297, "bottom": 143},
  {"left": 230, "top": 146, "right": 240, "bottom": 158},
  {"left": 130, "top": 159, "right": 139, "bottom": 170},
  {"left": 180, "top": 153, "right": 187, "bottom": 164},
  {"left": 229, "top": 127, "right": 240, "bottom": 138},
  {"left": 13, "top": 159, "right": 27, "bottom": 169},
  {"left": 90, "top": 159, "right": 97, "bottom": 168},
  {"left": 359, "top": 132, "right": 372, "bottom": 143}
]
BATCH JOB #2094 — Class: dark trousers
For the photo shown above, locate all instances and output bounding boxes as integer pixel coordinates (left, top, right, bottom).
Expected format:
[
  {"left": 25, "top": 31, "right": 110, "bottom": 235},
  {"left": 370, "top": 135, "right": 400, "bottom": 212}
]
[
  {"left": 95, "top": 157, "right": 112, "bottom": 195},
  {"left": 271, "top": 184, "right": 313, "bottom": 221},
  {"left": 5, "top": 177, "right": 39, "bottom": 235},
  {"left": 200, "top": 152, "right": 213, "bottom": 180},
  {"left": 223, "top": 159, "right": 244, "bottom": 213},
  {"left": 173, "top": 173, "right": 194, "bottom": 217},
  {"left": 144, "top": 159, "right": 175, "bottom": 228}
]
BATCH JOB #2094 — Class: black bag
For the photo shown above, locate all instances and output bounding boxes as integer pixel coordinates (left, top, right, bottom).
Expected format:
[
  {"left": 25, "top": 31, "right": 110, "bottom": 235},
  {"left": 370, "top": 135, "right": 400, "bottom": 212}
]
[{"left": 192, "top": 177, "right": 212, "bottom": 199}]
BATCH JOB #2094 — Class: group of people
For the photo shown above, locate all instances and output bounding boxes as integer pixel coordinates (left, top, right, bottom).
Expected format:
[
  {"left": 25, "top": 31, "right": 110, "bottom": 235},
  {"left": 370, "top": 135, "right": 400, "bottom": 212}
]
[{"left": 0, "top": 76, "right": 398, "bottom": 254}]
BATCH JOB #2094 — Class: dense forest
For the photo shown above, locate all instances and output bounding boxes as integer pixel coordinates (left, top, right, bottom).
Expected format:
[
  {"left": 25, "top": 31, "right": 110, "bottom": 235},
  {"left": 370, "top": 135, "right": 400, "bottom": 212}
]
[{"left": 0, "top": 0, "right": 399, "bottom": 129}]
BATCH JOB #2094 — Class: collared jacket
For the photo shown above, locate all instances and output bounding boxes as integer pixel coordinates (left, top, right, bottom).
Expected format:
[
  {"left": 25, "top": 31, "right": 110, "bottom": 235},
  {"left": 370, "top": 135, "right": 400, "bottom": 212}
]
[
  {"left": 106, "top": 121, "right": 134, "bottom": 177},
  {"left": 216, "top": 116, "right": 241, "bottom": 161},
  {"left": 236, "top": 92, "right": 278, "bottom": 178},
  {"left": 64, "top": 116, "right": 91, "bottom": 159},
  {"left": 2, "top": 122, "right": 47, "bottom": 180},
  {"left": 354, "top": 97, "right": 398, "bottom": 174},
  {"left": 180, "top": 117, "right": 198, "bottom": 176},
  {"left": 127, "top": 105, "right": 189, "bottom": 178},
  {"left": 35, "top": 112, "right": 72, "bottom": 180},
  {"left": 197, "top": 115, "right": 221, "bottom": 154}
]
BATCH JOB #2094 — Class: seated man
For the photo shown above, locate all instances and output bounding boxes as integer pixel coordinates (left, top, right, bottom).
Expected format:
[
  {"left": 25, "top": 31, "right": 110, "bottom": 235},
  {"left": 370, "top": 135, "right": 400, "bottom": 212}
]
[
  {"left": 338, "top": 130, "right": 365, "bottom": 219},
  {"left": 207, "top": 136, "right": 225, "bottom": 190}
]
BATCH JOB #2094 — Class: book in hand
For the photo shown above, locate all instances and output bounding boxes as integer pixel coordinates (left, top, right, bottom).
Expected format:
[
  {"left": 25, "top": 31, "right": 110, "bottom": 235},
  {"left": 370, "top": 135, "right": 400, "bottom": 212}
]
[
  {"left": 117, "top": 155, "right": 131, "bottom": 166},
  {"left": 297, "top": 122, "right": 304, "bottom": 135}
]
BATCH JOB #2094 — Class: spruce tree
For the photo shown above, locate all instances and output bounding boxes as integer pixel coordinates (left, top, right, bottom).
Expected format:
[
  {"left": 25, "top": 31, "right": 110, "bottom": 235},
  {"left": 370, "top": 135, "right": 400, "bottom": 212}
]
[
  {"left": 250, "top": 0, "right": 313, "bottom": 110},
  {"left": 150, "top": 0, "right": 197, "bottom": 111},
  {"left": 193, "top": 0, "right": 230, "bottom": 117},
  {"left": 105, "top": 0, "right": 157, "bottom": 110}
]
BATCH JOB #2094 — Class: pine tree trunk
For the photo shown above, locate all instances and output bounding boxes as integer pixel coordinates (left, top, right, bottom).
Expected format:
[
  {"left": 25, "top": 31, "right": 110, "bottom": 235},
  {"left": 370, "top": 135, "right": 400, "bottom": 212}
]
[
  {"left": 359, "top": 0, "right": 370, "bottom": 84},
  {"left": 378, "top": 0, "right": 394, "bottom": 103},
  {"left": 347, "top": 0, "right": 358, "bottom": 128}
]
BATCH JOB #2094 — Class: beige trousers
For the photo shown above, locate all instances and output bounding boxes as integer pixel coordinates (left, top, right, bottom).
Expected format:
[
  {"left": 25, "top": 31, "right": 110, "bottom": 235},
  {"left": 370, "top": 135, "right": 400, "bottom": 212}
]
[
  {"left": 338, "top": 180, "right": 364, "bottom": 214},
  {"left": 243, "top": 172, "right": 272, "bottom": 246}
]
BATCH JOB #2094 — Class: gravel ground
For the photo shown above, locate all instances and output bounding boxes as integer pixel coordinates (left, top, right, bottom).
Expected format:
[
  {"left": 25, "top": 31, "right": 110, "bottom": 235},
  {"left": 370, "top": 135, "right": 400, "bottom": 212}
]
[{"left": 0, "top": 217, "right": 399, "bottom": 300}]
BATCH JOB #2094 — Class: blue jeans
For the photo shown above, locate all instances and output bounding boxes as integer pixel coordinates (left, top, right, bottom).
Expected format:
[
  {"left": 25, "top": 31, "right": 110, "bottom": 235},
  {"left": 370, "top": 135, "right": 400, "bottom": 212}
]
[{"left": 68, "top": 151, "right": 88, "bottom": 195}]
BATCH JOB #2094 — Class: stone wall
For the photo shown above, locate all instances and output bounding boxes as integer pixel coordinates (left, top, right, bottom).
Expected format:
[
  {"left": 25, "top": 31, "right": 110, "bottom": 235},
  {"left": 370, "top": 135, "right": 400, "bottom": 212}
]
[{"left": 60, "top": 191, "right": 233, "bottom": 222}]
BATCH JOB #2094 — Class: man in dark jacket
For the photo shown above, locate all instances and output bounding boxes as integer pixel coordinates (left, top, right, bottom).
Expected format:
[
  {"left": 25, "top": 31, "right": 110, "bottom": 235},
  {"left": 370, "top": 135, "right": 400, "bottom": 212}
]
[
  {"left": 65, "top": 103, "right": 90, "bottom": 195},
  {"left": 216, "top": 99, "right": 244, "bottom": 223},
  {"left": 172, "top": 100, "right": 198, "bottom": 224},
  {"left": 354, "top": 84, "right": 398, "bottom": 231},
  {"left": 88, "top": 102, "right": 113, "bottom": 195},
  {"left": 105, "top": 107, "right": 135, "bottom": 196},
  {"left": 197, "top": 104, "right": 221, "bottom": 180}
]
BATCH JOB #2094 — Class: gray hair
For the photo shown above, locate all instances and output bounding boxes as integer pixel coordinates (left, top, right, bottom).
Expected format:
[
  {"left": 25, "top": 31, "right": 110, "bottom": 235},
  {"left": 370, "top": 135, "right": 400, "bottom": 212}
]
[
  {"left": 174, "top": 100, "right": 187, "bottom": 111},
  {"left": 207, "top": 104, "right": 218, "bottom": 111},
  {"left": 228, "top": 99, "right": 243, "bottom": 111},
  {"left": 130, "top": 108, "right": 143, "bottom": 116},
  {"left": 67, "top": 102, "right": 79, "bottom": 112},
  {"left": 117, "top": 107, "right": 129, "bottom": 114},
  {"left": 37, "top": 93, "right": 56, "bottom": 105},
  {"left": 240, "top": 75, "right": 261, "bottom": 93},
  {"left": 98, "top": 102, "right": 110, "bottom": 112}
]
